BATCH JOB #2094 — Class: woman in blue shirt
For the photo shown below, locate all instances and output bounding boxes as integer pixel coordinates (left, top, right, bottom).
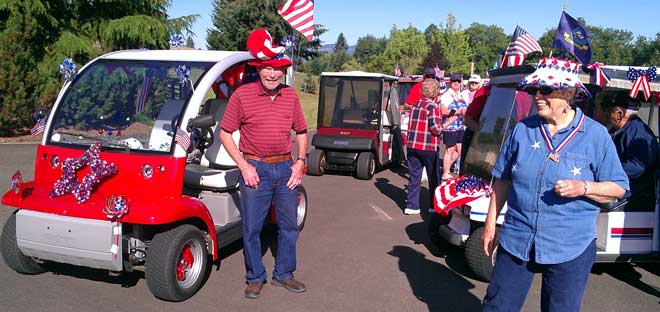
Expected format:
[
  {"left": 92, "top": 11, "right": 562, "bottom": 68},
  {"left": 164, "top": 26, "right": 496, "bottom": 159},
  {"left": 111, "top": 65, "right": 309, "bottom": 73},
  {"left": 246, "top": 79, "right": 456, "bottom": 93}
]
[{"left": 481, "top": 58, "right": 629, "bottom": 312}]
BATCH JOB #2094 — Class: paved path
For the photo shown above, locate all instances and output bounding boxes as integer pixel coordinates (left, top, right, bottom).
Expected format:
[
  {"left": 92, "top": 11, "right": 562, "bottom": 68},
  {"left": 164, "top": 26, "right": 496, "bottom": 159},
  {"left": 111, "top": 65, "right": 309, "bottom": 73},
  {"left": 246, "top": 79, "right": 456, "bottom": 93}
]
[{"left": 0, "top": 144, "right": 658, "bottom": 311}]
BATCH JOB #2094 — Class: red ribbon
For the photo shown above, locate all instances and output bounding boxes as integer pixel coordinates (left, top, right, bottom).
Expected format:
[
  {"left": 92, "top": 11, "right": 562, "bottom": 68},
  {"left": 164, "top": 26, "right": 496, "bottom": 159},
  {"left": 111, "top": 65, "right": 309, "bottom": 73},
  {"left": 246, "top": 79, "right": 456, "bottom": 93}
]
[{"left": 587, "top": 62, "right": 610, "bottom": 87}]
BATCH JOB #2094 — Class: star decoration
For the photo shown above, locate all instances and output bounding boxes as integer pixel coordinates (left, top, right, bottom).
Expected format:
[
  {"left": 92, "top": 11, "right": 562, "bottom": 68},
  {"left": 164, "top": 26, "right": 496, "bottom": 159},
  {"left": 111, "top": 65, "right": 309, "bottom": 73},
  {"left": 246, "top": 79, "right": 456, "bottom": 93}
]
[
  {"left": 570, "top": 166, "right": 582, "bottom": 176},
  {"left": 512, "top": 164, "right": 518, "bottom": 172},
  {"left": 50, "top": 142, "right": 118, "bottom": 203},
  {"left": 531, "top": 141, "right": 541, "bottom": 150}
]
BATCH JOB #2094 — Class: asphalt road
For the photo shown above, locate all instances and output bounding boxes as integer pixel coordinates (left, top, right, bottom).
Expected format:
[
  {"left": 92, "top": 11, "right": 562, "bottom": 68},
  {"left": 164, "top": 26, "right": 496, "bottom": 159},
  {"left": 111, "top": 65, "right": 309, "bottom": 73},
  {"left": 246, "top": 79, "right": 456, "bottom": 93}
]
[{"left": 0, "top": 143, "right": 658, "bottom": 312}]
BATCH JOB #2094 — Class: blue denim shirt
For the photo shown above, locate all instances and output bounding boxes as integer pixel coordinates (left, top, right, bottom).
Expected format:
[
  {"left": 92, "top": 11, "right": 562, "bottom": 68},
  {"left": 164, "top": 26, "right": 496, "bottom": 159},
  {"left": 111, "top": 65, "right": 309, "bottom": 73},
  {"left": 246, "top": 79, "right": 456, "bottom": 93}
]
[{"left": 492, "top": 108, "right": 629, "bottom": 264}]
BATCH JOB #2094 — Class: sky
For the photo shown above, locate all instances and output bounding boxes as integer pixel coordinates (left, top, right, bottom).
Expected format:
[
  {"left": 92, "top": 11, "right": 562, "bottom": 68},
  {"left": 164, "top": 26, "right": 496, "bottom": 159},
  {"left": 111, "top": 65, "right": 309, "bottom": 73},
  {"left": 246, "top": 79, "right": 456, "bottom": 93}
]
[{"left": 168, "top": 0, "right": 659, "bottom": 49}]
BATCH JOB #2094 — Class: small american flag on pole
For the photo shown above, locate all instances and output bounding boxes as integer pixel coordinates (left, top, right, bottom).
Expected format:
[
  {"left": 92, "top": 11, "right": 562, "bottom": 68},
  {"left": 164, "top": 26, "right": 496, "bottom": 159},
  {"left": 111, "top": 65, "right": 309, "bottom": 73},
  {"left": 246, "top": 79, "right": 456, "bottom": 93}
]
[
  {"left": 136, "top": 76, "right": 153, "bottom": 114},
  {"left": 501, "top": 26, "right": 542, "bottom": 68},
  {"left": 278, "top": 0, "right": 314, "bottom": 41},
  {"left": 31, "top": 119, "right": 46, "bottom": 136},
  {"left": 175, "top": 128, "right": 191, "bottom": 152}
]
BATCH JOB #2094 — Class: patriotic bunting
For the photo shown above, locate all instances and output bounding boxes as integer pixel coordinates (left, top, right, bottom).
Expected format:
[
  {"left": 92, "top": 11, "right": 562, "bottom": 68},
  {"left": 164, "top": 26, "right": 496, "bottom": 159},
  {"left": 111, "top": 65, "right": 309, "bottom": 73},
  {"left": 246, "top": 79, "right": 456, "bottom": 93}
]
[{"left": 628, "top": 66, "right": 657, "bottom": 101}]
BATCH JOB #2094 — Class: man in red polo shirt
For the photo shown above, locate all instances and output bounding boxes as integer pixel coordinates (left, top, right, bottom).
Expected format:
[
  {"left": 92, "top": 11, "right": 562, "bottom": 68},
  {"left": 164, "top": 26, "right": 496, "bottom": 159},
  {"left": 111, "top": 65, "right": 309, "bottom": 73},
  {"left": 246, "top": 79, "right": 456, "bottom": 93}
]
[{"left": 219, "top": 29, "right": 308, "bottom": 299}]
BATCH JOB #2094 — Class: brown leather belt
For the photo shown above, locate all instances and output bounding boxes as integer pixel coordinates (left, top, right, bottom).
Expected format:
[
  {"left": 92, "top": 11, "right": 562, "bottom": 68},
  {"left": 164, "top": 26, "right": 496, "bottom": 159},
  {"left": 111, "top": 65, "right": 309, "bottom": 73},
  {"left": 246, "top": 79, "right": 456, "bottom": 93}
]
[{"left": 243, "top": 153, "right": 292, "bottom": 163}]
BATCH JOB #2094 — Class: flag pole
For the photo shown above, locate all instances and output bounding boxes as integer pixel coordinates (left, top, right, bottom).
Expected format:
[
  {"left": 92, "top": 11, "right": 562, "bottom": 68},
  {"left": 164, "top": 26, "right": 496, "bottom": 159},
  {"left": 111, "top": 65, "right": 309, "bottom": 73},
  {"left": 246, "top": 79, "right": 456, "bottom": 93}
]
[
  {"left": 549, "top": 50, "right": 553, "bottom": 58},
  {"left": 563, "top": 0, "right": 568, "bottom": 11}
]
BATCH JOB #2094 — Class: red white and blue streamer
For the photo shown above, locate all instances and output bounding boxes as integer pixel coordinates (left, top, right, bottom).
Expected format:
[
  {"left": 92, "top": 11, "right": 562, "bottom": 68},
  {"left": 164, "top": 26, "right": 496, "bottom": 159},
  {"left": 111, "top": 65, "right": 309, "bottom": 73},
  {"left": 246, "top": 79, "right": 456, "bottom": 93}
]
[
  {"left": 586, "top": 62, "right": 610, "bottom": 87},
  {"left": 628, "top": 66, "right": 657, "bottom": 101}
]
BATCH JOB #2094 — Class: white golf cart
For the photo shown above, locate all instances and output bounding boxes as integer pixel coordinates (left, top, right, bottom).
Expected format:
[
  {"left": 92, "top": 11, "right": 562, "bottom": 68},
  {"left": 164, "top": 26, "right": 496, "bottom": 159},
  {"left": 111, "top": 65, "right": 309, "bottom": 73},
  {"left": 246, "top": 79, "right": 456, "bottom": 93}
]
[{"left": 433, "top": 64, "right": 660, "bottom": 281}]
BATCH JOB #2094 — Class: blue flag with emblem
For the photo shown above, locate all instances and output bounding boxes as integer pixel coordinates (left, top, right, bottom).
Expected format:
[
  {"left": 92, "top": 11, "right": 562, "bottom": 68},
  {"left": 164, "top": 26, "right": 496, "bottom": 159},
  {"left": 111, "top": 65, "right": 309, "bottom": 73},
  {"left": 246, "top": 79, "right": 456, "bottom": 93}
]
[{"left": 552, "top": 11, "right": 592, "bottom": 64}]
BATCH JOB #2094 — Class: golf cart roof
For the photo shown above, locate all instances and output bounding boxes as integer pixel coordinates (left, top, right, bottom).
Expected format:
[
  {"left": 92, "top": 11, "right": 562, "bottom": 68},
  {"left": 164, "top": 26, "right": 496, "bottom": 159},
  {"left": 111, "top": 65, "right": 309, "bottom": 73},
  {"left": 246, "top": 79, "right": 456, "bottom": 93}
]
[
  {"left": 99, "top": 49, "right": 253, "bottom": 63},
  {"left": 321, "top": 71, "right": 399, "bottom": 81},
  {"left": 488, "top": 64, "right": 660, "bottom": 91}
]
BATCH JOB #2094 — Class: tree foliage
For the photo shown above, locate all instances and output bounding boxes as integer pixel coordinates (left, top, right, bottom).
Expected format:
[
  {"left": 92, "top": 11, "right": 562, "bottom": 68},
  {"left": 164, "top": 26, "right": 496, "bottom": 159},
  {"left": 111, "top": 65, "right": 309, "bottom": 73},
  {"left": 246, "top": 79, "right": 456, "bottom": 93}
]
[
  {"left": 464, "top": 23, "right": 508, "bottom": 76},
  {"left": 382, "top": 26, "right": 428, "bottom": 75},
  {"left": 334, "top": 33, "right": 348, "bottom": 52},
  {"left": 435, "top": 14, "right": 473, "bottom": 76},
  {"left": 207, "top": 0, "right": 324, "bottom": 63},
  {"left": 0, "top": 0, "right": 198, "bottom": 135}
]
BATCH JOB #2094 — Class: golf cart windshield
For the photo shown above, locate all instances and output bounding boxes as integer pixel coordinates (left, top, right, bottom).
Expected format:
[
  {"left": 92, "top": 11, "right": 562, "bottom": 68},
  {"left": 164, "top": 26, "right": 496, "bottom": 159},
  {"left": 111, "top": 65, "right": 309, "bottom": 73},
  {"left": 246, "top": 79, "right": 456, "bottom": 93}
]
[
  {"left": 318, "top": 76, "right": 384, "bottom": 129},
  {"left": 47, "top": 60, "right": 214, "bottom": 154}
]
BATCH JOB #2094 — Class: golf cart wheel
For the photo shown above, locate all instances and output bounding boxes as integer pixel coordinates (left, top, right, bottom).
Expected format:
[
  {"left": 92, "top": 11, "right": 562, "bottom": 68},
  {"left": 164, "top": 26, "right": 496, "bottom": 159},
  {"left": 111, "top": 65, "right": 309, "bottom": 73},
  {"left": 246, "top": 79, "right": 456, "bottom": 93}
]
[
  {"left": 296, "top": 185, "right": 309, "bottom": 230},
  {"left": 0, "top": 212, "right": 47, "bottom": 275},
  {"left": 356, "top": 152, "right": 376, "bottom": 180},
  {"left": 465, "top": 226, "right": 499, "bottom": 282},
  {"left": 307, "top": 149, "right": 326, "bottom": 176},
  {"left": 146, "top": 224, "right": 210, "bottom": 302}
]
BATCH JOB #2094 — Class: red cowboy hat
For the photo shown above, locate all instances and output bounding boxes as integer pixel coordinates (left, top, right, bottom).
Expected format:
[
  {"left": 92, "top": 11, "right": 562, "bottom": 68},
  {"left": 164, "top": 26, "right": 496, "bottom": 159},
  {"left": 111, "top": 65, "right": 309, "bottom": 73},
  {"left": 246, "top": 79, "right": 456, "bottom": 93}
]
[{"left": 246, "top": 28, "right": 293, "bottom": 68}]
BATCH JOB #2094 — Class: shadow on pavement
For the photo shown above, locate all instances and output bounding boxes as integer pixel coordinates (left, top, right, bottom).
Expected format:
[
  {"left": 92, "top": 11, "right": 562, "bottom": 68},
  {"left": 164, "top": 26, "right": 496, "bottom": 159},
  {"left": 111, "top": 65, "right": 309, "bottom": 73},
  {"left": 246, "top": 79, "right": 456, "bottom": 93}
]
[
  {"left": 592, "top": 263, "right": 660, "bottom": 298},
  {"left": 45, "top": 262, "right": 142, "bottom": 287},
  {"left": 388, "top": 245, "right": 482, "bottom": 312},
  {"left": 405, "top": 220, "right": 483, "bottom": 282},
  {"left": 374, "top": 177, "right": 407, "bottom": 210}
]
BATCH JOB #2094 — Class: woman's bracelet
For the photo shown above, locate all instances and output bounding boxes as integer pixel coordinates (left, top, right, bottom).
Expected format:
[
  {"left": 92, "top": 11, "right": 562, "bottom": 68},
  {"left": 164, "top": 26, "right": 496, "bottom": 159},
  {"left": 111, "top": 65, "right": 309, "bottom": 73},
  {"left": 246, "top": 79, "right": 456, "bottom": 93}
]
[{"left": 582, "top": 180, "right": 589, "bottom": 196}]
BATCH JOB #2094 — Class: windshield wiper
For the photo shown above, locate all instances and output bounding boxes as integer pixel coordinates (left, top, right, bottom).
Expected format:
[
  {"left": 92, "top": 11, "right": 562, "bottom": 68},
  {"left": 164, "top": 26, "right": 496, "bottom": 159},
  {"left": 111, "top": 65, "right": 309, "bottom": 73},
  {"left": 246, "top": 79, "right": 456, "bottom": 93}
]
[{"left": 57, "top": 131, "right": 131, "bottom": 152}]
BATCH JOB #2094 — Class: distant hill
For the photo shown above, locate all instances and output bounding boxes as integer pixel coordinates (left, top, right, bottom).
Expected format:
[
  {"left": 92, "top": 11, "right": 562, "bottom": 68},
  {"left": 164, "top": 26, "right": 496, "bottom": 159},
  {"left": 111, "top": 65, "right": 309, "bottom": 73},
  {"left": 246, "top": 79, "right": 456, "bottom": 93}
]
[{"left": 319, "top": 44, "right": 355, "bottom": 55}]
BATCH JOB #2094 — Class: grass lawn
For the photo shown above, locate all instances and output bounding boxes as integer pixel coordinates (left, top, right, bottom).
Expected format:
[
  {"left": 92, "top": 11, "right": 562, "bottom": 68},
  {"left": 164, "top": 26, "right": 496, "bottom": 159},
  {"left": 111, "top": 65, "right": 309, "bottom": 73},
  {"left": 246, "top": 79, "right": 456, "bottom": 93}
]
[{"left": 293, "top": 71, "right": 319, "bottom": 129}]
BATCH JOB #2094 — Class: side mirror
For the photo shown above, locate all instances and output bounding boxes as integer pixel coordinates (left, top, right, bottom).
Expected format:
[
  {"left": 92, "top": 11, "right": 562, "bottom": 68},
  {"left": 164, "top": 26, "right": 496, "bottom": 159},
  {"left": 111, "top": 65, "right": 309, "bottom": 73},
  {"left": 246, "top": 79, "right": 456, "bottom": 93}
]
[{"left": 189, "top": 114, "right": 215, "bottom": 128}]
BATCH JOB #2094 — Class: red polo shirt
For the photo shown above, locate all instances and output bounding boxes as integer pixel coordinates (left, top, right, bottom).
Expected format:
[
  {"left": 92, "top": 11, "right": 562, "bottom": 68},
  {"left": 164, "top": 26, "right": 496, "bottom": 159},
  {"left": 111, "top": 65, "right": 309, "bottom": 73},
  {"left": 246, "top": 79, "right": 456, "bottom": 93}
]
[{"left": 220, "top": 81, "right": 307, "bottom": 156}]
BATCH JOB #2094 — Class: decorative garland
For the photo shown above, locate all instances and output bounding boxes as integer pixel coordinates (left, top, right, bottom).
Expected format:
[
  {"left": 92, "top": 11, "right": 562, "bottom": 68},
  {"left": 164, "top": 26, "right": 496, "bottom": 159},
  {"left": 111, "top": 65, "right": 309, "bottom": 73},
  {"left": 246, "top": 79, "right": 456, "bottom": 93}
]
[
  {"left": 586, "top": 62, "right": 611, "bottom": 87},
  {"left": 50, "top": 142, "right": 118, "bottom": 203},
  {"left": 169, "top": 34, "right": 185, "bottom": 49}
]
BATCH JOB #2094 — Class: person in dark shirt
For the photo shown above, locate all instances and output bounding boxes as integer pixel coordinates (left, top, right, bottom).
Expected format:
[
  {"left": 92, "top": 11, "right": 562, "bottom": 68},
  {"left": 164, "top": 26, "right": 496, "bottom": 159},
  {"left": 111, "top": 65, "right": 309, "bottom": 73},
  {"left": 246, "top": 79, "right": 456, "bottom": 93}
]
[{"left": 602, "top": 97, "right": 658, "bottom": 210}]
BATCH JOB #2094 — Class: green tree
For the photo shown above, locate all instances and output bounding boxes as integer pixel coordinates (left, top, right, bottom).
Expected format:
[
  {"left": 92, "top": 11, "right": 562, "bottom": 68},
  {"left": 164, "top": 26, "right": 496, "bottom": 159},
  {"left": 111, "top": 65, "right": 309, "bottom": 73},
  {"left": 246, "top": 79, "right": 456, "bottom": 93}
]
[
  {"left": 186, "top": 36, "right": 195, "bottom": 48},
  {"left": 436, "top": 14, "right": 473, "bottom": 75},
  {"left": 354, "top": 35, "right": 387, "bottom": 67},
  {"left": 382, "top": 25, "right": 428, "bottom": 75},
  {"left": 464, "top": 23, "right": 508, "bottom": 75},
  {"left": 0, "top": 0, "right": 197, "bottom": 135},
  {"left": 334, "top": 33, "right": 348, "bottom": 52},
  {"left": 207, "top": 0, "right": 324, "bottom": 63}
]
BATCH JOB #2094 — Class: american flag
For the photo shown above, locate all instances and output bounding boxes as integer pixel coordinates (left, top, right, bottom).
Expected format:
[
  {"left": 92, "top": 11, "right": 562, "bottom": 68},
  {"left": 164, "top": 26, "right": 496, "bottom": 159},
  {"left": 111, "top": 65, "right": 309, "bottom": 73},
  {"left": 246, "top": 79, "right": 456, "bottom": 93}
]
[
  {"left": 501, "top": 26, "right": 542, "bottom": 68},
  {"left": 434, "top": 176, "right": 490, "bottom": 217},
  {"left": 136, "top": 76, "right": 153, "bottom": 114},
  {"left": 278, "top": 0, "right": 314, "bottom": 41},
  {"left": 175, "top": 128, "right": 191, "bottom": 152},
  {"left": 31, "top": 119, "right": 46, "bottom": 136}
]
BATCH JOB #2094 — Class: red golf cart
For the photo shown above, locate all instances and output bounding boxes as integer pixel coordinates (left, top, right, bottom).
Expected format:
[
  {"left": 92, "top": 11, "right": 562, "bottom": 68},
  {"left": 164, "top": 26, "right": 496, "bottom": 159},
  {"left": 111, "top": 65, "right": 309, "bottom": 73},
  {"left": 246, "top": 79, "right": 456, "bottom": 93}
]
[
  {"left": 307, "top": 71, "right": 405, "bottom": 180},
  {"left": 0, "top": 49, "right": 308, "bottom": 301}
]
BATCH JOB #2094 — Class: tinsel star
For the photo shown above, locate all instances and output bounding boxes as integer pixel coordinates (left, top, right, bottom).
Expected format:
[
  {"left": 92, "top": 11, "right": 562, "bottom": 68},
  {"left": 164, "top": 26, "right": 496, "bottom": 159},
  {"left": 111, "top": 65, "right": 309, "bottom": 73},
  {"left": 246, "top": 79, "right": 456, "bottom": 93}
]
[{"left": 50, "top": 142, "right": 117, "bottom": 203}]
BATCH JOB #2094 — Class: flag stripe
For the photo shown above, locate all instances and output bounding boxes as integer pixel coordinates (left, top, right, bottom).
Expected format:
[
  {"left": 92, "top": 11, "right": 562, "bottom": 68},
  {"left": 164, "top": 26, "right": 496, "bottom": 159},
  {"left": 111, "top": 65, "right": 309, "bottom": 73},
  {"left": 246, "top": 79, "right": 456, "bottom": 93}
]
[
  {"left": 501, "top": 26, "right": 542, "bottom": 68},
  {"left": 278, "top": 0, "right": 315, "bottom": 40}
]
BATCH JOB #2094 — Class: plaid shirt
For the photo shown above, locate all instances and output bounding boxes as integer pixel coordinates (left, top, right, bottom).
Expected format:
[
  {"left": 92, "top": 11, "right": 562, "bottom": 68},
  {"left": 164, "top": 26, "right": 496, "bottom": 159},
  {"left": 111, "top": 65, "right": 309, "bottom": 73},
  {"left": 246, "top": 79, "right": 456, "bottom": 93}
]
[{"left": 406, "top": 98, "right": 442, "bottom": 151}]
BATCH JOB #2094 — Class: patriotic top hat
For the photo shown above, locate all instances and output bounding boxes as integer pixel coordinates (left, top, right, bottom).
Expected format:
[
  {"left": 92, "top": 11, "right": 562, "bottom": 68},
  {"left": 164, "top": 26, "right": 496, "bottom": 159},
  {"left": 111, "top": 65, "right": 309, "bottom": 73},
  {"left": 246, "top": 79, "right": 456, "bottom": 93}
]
[
  {"left": 246, "top": 28, "right": 293, "bottom": 68},
  {"left": 518, "top": 57, "right": 591, "bottom": 98}
]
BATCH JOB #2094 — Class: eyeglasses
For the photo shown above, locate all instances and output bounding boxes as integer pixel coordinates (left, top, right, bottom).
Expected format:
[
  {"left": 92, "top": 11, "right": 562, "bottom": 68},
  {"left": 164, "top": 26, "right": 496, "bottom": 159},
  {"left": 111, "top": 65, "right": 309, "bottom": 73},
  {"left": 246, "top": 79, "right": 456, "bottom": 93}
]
[{"left": 525, "top": 85, "right": 555, "bottom": 96}]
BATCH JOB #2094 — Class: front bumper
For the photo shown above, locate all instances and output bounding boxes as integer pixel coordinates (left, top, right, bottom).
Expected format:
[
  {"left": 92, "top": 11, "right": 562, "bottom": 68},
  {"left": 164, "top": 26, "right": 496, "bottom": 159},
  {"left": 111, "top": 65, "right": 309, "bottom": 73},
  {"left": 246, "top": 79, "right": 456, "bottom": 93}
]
[{"left": 15, "top": 209, "right": 122, "bottom": 271}]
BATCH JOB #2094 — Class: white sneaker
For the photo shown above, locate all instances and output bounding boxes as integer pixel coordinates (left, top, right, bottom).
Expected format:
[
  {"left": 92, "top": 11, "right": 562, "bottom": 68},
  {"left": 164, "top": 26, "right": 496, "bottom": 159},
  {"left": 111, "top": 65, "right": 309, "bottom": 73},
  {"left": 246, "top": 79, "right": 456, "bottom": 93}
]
[{"left": 404, "top": 208, "right": 420, "bottom": 215}]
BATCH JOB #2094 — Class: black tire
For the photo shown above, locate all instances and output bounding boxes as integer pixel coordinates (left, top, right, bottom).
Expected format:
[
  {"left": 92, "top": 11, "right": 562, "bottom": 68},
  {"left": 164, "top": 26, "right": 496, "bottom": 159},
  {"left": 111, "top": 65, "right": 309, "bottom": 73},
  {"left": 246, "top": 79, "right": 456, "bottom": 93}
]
[
  {"left": 465, "top": 226, "right": 499, "bottom": 282},
  {"left": 296, "top": 185, "right": 308, "bottom": 231},
  {"left": 1, "top": 212, "right": 46, "bottom": 275},
  {"left": 306, "top": 149, "right": 326, "bottom": 176},
  {"left": 356, "top": 152, "right": 375, "bottom": 180},
  {"left": 145, "top": 224, "right": 210, "bottom": 302}
]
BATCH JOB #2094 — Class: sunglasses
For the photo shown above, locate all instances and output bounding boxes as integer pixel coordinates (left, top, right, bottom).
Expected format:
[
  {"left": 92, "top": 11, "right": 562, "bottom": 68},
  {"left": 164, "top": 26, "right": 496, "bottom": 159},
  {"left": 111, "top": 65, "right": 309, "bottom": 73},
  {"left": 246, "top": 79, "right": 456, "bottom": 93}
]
[{"left": 525, "top": 85, "right": 555, "bottom": 96}]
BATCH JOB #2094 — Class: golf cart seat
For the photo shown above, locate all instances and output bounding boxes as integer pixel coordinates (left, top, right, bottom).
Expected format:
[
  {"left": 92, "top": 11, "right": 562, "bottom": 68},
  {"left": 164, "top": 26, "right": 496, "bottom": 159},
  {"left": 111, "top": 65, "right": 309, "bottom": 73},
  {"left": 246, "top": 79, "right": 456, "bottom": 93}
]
[{"left": 184, "top": 98, "right": 241, "bottom": 190}]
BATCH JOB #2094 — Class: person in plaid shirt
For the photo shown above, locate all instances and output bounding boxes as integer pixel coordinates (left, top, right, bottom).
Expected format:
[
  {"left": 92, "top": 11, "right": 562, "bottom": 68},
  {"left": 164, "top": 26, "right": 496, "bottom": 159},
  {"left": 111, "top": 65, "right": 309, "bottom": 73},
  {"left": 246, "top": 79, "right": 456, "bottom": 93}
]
[{"left": 404, "top": 80, "right": 457, "bottom": 215}]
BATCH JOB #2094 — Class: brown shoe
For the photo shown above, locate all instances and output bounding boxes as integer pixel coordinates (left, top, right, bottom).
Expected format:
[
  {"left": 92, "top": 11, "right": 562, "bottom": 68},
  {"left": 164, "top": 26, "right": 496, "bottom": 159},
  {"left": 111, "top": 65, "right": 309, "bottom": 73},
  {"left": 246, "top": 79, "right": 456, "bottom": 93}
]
[
  {"left": 244, "top": 281, "right": 264, "bottom": 299},
  {"left": 271, "top": 278, "right": 306, "bottom": 293}
]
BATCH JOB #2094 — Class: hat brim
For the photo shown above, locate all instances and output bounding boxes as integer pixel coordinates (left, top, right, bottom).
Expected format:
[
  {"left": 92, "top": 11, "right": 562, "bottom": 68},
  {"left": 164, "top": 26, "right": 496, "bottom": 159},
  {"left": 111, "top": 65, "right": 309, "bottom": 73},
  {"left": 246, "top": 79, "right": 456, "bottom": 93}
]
[
  {"left": 247, "top": 58, "right": 293, "bottom": 68},
  {"left": 517, "top": 80, "right": 592, "bottom": 99}
]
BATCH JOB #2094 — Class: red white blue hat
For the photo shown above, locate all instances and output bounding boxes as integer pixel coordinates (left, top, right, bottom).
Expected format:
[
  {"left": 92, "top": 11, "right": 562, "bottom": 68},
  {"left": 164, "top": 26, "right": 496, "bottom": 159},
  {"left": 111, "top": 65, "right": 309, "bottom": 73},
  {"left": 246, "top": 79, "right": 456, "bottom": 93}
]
[
  {"left": 518, "top": 58, "right": 591, "bottom": 98},
  {"left": 246, "top": 28, "right": 292, "bottom": 68}
]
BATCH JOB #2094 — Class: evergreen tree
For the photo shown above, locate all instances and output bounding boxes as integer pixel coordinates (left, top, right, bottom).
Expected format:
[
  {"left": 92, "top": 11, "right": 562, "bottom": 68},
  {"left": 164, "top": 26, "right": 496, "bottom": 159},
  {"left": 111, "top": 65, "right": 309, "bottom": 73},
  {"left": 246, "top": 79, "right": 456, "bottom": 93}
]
[
  {"left": 0, "top": 0, "right": 198, "bottom": 135},
  {"left": 354, "top": 35, "right": 387, "bottom": 67},
  {"left": 334, "top": 33, "right": 348, "bottom": 52},
  {"left": 186, "top": 36, "right": 195, "bottom": 48}
]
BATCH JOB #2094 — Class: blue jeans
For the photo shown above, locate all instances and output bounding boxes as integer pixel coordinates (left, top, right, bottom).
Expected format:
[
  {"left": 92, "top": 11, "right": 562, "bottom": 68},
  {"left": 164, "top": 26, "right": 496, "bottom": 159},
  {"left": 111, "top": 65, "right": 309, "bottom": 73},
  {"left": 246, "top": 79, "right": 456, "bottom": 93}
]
[
  {"left": 482, "top": 239, "right": 596, "bottom": 312},
  {"left": 239, "top": 159, "right": 299, "bottom": 283},
  {"left": 406, "top": 148, "right": 439, "bottom": 210}
]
